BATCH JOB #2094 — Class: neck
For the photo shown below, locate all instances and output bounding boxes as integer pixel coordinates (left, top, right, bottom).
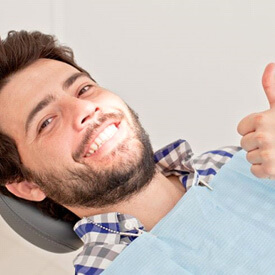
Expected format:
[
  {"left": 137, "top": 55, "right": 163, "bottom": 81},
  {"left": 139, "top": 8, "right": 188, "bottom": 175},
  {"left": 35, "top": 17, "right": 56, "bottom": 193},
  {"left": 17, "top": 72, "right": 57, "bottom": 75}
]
[
  {"left": 115, "top": 172, "right": 186, "bottom": 230},
  {"left": 68, "top": 172, "right": 186, "bottom": 231}
]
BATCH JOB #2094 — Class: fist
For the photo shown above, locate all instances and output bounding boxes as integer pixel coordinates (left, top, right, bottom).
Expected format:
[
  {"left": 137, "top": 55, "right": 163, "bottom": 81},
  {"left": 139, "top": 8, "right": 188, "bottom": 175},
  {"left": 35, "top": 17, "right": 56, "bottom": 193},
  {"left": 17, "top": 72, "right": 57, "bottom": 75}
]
[{"left": 237, "top": 63, "right": 275, "bottom": 179}]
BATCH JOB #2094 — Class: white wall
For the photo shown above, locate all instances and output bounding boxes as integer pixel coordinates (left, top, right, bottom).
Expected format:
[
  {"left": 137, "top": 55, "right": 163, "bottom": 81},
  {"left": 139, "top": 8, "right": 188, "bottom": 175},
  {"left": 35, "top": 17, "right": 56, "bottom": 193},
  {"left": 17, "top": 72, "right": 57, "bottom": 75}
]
[
  {"left": 1, "top": 1, "right": 275, "bottom": 274},
  {"left": 59, "top": 0, "right": 274, "bottom": 153}
]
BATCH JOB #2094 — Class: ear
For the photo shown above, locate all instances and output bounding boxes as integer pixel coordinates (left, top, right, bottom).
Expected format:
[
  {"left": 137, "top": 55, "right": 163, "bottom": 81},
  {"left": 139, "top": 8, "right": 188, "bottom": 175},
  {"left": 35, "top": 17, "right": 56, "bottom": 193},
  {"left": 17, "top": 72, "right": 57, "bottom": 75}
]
[{"left": 5, "top": 181, "right": 46, "bottom": 202}]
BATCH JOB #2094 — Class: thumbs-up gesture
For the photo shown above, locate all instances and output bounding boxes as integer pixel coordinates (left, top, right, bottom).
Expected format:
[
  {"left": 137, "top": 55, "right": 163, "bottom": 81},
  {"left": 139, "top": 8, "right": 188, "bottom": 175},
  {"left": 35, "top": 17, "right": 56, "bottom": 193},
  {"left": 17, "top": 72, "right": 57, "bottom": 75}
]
[{"left": 238, "top": 63, "right": 275, "bottom": 179}]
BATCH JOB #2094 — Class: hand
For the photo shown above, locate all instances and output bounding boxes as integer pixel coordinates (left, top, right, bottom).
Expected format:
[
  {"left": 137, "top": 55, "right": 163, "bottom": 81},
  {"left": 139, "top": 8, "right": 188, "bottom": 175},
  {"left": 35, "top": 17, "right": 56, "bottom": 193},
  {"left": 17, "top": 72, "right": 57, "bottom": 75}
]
[{"left": 237, "top": 63, "right": 275, "bottom": 179}]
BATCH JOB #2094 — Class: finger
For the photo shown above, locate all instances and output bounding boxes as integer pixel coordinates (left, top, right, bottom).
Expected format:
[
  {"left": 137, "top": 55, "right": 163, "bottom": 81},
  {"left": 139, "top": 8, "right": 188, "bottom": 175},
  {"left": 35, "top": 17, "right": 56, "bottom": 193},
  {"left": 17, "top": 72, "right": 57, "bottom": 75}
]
[
  {"left": 240, "top": 132, "right": 258, "bottom": 151},
  {"left": 241, "top": 131, "right": 273, "bottom": 152},
  {"left": 262, "top": 63, "right": 275, "bottom": 109},
  {"left": 250, "top": 164, "right": 268, "bottom": 178},
  {"left": 237, "top": 113, "right": 257, "bottom": 136},
  {"left": 246, "top": 149, "right": 261, "bottom": 164}
]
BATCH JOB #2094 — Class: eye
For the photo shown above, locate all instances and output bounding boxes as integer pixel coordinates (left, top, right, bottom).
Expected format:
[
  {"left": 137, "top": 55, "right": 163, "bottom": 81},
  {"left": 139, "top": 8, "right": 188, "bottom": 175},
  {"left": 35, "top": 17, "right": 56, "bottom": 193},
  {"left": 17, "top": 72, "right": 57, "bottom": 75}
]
[
  {"left": 38, "top": 117, "right": 53, "bottom": 133},
  {"left": 78, "top": 85, "right": 93, "bottom": 97}
]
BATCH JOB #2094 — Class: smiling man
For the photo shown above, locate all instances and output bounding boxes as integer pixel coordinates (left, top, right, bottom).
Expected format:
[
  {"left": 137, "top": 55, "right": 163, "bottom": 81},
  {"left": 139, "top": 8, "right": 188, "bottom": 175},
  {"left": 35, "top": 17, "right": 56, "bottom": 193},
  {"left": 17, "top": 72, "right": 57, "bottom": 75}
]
[
  {"left": 1, "top": 31, "right": 275, "bottom": 274},
  {"left": 1, "top": 58, "right": 157, "bottom": 212}
]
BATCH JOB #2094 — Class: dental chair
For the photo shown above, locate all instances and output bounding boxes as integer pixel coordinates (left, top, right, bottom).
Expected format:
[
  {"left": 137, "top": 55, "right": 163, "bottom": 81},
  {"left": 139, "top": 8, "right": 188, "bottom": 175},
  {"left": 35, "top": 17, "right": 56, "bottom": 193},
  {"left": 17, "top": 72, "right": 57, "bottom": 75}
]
[{"left": 0, "top": 193, "right": 82, "bottom": 253}]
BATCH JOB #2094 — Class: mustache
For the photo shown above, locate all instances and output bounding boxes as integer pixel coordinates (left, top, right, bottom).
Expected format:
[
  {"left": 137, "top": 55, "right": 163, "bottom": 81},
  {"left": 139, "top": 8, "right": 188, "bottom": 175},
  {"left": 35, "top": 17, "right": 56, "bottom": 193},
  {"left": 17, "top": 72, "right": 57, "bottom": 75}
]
[{"left": 73, "top": 111, "right": 124, "bottom": 161}]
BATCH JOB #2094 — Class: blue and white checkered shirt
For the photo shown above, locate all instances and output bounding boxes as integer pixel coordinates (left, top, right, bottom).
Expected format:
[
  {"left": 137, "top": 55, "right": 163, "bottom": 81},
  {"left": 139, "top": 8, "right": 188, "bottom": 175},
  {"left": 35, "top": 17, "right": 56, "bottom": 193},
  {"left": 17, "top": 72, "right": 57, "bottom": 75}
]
[{"left": 73, "top": 139, "right": 241, "bottom": 274}]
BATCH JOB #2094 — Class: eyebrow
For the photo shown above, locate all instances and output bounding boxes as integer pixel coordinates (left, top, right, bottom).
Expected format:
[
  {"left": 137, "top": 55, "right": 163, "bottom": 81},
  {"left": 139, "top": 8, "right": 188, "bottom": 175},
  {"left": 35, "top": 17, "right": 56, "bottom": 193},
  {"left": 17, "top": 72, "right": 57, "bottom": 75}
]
[
  {"left": 25, "top": 72, "right": 89, "bottom": 135},
  {"left": 62, "top": 72, "right": 89, "bottom": 90}
]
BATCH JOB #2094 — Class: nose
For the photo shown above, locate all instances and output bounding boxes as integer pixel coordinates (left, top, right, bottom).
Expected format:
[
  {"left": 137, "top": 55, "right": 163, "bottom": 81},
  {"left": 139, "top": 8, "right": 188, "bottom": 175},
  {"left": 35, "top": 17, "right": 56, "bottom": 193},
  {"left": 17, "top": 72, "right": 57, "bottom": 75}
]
[{"left": 64, "top": 97, "right": 100, "bottom": 131}]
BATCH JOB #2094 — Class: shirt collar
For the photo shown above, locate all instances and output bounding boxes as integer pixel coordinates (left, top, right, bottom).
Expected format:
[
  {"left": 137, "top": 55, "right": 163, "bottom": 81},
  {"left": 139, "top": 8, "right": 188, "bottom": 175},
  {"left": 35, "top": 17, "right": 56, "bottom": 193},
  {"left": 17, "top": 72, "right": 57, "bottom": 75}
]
[
  {"left": 74, "top": 212, "right": 144, "bottom": 245},
  {"left": 154, "top": 139, "right": 195, "bottom": 176}
]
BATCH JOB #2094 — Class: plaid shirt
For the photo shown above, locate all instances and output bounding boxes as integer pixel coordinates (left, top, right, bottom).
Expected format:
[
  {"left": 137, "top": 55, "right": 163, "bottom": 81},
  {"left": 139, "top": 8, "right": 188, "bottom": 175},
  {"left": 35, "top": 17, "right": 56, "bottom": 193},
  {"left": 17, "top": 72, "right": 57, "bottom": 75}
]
[{"left": 73, "top": 139, "right": 241, "bottom": 274}]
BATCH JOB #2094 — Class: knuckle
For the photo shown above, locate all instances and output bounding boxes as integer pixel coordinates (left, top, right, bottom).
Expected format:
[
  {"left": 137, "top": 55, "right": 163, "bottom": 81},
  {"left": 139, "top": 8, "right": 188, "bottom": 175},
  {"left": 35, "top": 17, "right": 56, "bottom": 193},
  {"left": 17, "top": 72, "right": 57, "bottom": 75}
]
[
  {"left": 240, "top": 136, "right": 246, "bottom": 149},
  {"left": 246, "top": 151, "right": 253, "bottom": 163},
  {"left": 255, "top": 132, "right": 267, "bottom": 144},
  {"left": 246, "top": 154, "right": 251, "bottom": 163},
  {"left": 237, "top": 113, "right": 255, "bottom": 135},
  {"left": 254, "top": 113, "right": 265, "bottom": 127},
  {"left": 262, "top": 163, "right": 275, "bottom": 176},
  {"left": 250, "top": 166, "right": 264, "bottom": 178},
  {"left": 260, "top": 150, "right": 272, "bottom": 161},
  {"left": 237, "top": 122, "right": 244, "bottom": 135}
]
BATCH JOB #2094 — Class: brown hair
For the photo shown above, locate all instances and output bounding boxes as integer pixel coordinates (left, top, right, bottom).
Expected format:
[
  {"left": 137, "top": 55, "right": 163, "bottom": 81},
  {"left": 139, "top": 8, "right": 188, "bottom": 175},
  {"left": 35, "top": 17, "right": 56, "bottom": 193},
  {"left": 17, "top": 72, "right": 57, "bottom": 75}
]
[{"left": 0, "top": 30, "right": 93, "bottom": 223}]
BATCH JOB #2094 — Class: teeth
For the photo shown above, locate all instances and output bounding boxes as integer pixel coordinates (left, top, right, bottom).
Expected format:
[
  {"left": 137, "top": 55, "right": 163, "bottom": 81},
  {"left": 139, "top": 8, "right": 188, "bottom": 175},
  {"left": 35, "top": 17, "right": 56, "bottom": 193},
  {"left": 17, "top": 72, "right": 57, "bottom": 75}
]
[
  {"left": 85, "top": 124, "right": 118, "bottom": 157},
  {"left": 91, "top": 143, "right": 98, "bottom": 151},
  {"left": 104, "top": 127, "right": 112, "bottom": 137},
  {"left": 99, "top": 132, "right": 108, "bottom": 141},
  {"left": 95, "top": 137, "right": 102, "bottom": 146},
  {"left": 85, "top": 151, "right": 93, "bottom": 157}
]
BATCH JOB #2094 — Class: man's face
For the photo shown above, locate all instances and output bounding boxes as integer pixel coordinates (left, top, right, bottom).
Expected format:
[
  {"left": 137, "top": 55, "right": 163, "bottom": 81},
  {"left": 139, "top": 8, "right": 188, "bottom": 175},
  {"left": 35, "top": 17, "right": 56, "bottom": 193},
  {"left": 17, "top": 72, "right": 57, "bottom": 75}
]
[{"left": 0, "top": 59, "right": 155, "bottom": 208}]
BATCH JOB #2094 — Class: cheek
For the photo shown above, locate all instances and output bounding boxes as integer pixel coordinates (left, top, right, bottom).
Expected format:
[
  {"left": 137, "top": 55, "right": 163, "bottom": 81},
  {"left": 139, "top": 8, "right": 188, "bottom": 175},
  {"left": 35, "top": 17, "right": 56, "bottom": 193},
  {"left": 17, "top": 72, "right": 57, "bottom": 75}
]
[
  {"left": 98, "top": 90, "right": 128, "bottom": 109},
  {"left": 107, "top": 97, "right": 133, "bottom": 120},
  {"left": 19, "top": 133, "right": 75, "bottom": 172},
  {"left": 44, "top": 132, "right": 77, "bottom": 168}
]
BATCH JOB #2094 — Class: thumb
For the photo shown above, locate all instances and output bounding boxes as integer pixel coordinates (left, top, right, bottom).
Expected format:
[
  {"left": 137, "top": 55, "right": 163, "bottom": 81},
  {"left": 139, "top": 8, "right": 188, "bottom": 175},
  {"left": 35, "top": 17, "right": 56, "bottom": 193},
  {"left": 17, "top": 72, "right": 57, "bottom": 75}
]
[{"left": 262, "top": 63, "right": 275, "bottom": 109}]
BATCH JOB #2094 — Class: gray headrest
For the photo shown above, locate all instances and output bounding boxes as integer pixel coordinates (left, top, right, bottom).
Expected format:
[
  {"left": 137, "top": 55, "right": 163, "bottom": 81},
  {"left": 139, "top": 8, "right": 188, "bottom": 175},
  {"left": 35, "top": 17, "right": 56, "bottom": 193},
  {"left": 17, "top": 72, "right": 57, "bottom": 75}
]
[{"left": 0, "top": 193, "right": 83, "bottom": 253}]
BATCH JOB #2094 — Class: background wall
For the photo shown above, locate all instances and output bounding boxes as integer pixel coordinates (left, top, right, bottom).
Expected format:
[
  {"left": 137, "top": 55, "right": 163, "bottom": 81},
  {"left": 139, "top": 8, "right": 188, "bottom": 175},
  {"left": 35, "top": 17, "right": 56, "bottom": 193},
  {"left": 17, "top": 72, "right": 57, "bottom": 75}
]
[{"left": 1, "top": 1, "right": 275, "bottom": 274}]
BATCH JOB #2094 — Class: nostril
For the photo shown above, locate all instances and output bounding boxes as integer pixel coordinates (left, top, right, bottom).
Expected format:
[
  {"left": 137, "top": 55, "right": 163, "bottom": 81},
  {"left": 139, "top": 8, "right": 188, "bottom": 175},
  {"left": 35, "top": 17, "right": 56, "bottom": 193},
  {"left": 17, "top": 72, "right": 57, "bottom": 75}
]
[
  {"left": 81, "top": 107, "right": 100, "bottom": 124},
  {"left": 81, "top": 116, "right": 88, "bottom": 124}
]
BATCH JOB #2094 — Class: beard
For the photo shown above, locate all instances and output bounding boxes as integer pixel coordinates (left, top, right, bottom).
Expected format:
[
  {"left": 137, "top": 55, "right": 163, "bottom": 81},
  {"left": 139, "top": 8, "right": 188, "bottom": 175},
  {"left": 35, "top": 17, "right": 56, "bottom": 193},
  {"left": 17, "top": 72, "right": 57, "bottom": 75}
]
[{"left": 24, "top": 106, "right": 156, "bottom": 208}]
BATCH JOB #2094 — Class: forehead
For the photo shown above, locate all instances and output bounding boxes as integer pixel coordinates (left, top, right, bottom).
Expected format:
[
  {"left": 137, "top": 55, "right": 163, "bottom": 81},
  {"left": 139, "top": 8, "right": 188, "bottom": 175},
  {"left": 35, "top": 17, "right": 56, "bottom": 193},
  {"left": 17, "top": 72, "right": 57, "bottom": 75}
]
[{"left": 0, "top": 59, "right": 80, "bottom": 138}]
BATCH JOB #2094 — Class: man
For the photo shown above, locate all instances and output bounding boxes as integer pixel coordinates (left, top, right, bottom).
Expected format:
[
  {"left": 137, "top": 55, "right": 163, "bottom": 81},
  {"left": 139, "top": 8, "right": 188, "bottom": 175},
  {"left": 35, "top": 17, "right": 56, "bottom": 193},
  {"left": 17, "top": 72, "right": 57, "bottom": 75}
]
[{"left": 0, "top": 30, "right": 274, "bottom": 274}]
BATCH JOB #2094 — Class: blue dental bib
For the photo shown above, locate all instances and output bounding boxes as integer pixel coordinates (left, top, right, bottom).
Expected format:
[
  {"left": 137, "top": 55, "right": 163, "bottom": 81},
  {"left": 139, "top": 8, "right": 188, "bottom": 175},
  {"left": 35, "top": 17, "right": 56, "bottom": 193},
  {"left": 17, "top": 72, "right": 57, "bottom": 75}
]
[{"left": 104, "top": 150, "right": 275, "bottom": 274}]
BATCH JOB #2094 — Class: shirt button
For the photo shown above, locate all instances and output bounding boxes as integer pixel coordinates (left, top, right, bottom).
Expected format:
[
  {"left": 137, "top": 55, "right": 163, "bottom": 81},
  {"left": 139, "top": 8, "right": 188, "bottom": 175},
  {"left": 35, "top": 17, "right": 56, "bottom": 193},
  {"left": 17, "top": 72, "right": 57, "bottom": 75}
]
[{"left": 125, "top": 221, "right": 135, "bottom": 230}]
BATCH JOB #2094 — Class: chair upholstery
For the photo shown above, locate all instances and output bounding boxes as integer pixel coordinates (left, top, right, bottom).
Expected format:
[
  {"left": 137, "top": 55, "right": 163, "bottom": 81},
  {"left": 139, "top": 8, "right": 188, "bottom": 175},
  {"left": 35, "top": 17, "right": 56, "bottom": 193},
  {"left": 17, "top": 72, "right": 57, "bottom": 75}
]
[{"left": 0, "top": 193, "right": 83, "bottom": 253}]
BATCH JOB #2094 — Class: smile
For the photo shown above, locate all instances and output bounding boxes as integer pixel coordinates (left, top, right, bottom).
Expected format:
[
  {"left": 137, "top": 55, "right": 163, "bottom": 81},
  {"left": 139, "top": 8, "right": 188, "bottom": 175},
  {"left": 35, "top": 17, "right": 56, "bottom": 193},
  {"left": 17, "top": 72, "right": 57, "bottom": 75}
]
[{"left": 84, "top": 124, "right": 119, "bottom": 157}]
